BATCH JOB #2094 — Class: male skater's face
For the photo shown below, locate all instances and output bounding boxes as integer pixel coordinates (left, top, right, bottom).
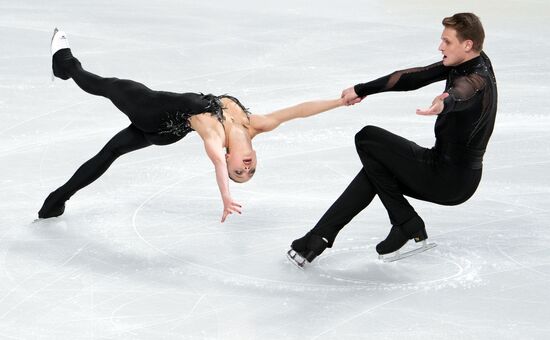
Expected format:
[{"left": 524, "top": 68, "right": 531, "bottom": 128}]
[{"left": 439, "top": 27, "right": 473, "bottom": 66}]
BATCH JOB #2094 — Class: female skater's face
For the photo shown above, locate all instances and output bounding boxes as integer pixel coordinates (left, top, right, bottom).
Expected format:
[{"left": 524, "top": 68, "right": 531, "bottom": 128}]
[
  {"left": 439, "top": 27, "right": 474, "bottom": 66},
  {"left": 226, "top": 150, "right": 257, "bottom": 183}
]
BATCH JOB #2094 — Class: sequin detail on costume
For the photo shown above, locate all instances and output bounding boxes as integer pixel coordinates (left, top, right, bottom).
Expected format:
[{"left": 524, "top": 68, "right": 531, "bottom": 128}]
[
  {"left": 157, "top": 94, "right": 250, "bottom": 137},
  {"left": 158, "top": 94, "right": 222, "bottom": 136},
  {"left": 158, "top": 110, "right": 194, "bottom": 137}
]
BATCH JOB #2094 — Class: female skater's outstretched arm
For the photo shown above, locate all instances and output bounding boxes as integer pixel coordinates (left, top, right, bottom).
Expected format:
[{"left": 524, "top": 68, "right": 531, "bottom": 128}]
[
  {"left": 250, "top": 98, "right": 345, "bottom": 136},
  {"left": 199, "top": 97, "right": 345, "bottom": 222}
]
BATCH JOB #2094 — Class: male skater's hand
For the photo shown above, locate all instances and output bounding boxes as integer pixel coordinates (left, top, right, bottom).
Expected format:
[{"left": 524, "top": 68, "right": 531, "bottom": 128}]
[
  {"left": 416, "top": 92, "right": 449, "bottom": 115},
  {"left": 221, "top": 195, "right": 242, "bottom": 223},
  {"left": 341, "top": 86, "right": 364, "bottom": 106}
]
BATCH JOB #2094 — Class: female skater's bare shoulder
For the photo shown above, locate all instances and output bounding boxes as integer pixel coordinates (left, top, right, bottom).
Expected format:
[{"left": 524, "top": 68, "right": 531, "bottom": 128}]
[{"left": 189, "top": 112, "right": 226, "bottom": 146}]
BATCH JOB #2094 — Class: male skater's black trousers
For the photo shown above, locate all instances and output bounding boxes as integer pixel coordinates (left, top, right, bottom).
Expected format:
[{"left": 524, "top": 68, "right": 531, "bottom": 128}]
[{"left": 310, "top": 125, "right": 482, "bottom": 247}]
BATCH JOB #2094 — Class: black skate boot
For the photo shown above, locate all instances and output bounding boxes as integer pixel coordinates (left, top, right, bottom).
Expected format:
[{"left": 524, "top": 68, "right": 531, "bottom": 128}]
[
  {"left": 50, "top": 28, "right": 78, "bottom": 80},
  {"left": 287, "top": 232, "right": 328, "bottom": 268},
  {"left": 38, "top": 190, "right": 68, "bottom": 219},
  {"left": 52, "top": 49, "right": 78, "bottom": 80},
  {"left": 376, "top": 215, "right": 436, "bottom": 262}
]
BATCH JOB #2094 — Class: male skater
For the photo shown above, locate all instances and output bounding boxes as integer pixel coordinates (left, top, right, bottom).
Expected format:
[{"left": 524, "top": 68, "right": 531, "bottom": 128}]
[{"left": 288, "top": 13, "right": 497, "bottom": 266}]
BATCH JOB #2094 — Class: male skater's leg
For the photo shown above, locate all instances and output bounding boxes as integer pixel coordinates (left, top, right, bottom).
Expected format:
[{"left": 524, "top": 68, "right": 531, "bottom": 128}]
[
  {"left": 289, "top": 169, "right": 377, "bottom": 263},
  {"left": 289, "top": 125, "right": 439, "bottom": 264},
  {"left": 38, "top": 125, "right": 152, "bottom": 218},
  {"left": 354, "top": 126, "right": 439, "bottom": 254}
]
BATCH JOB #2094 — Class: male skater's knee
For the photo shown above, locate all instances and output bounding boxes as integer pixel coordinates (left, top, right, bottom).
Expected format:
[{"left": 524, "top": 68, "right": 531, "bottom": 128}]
[
  {"left": 361, "top": 155, "right": 386, "bottom": 176},
  {"left": 355, "top": 125, "right": 379, "bottom": 153},
  {"left": 355, "top": 125, "right": 386, "bottom": 142}
]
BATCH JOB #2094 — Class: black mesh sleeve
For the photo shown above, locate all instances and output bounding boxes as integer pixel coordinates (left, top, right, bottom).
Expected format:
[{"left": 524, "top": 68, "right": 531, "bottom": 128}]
[
  {"left": 354, "top": 61, "right": 449, "bottom": 97},
  {"left": 441, "top": 73, "right": 487, "bottom": 115}
]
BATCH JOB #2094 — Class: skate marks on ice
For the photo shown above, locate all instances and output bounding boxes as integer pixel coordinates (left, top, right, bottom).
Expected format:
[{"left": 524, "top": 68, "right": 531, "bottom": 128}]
[
  {"left": 311, "top": 242, "right": 482, "bottom": 291},
  {"left": 124, "top": 159, "right": 484, "bottom": 293},
  {"left": 0, "top": 220, "right": 93, "bottom": 322},
  {"left": 489, "top": 219, "right": 550, "bottom": 280},
  {"left": 132, "top": 203, "right": 483, "bottom": 293},
  {"left": 0, "top": 221, "right": 228, "bottom": 338}
]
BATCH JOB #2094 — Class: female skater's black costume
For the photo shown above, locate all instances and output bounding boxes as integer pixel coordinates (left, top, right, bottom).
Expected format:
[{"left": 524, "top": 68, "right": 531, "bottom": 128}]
[
  {"left": 291, "top": 52, "right": 498, "bottom": 260},
  {"left": 38, "top": 49, "right": 247, "bottom": 218}
]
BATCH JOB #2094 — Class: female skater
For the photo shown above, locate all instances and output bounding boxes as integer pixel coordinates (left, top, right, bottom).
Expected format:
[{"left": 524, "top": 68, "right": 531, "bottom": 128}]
[{"left": 39, "top": 29, "right": 344, "bottom": 222}]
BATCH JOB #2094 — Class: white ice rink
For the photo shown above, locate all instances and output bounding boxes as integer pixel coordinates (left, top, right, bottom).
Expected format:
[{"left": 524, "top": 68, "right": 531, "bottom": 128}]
[{"left": 1, "top": 0, "right": 549, "bottom": 339}]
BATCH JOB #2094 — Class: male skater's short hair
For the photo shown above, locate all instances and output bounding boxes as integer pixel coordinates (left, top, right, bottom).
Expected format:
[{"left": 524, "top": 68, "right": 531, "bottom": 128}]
[{"left": 442, "top": 13, "right": 485, "bottom": 52}]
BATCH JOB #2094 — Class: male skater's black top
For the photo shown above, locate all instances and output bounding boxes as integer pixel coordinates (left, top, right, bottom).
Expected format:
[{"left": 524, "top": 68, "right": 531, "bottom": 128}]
[{"left": 354, "top": 52, "right": 497, "bottom": 169}]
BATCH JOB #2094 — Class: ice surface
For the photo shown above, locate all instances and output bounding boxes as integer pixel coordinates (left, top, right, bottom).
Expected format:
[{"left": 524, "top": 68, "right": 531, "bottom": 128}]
[{"left": 1, "top": 0, "right": 549, "bottom": 339}]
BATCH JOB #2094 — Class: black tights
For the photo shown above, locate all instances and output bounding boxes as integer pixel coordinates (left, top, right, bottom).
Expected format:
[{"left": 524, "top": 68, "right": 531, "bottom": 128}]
[
  {"left": 45, "top": 50, "right": 217, "bottom": 206},
  {"left": 310, "top": 125, "right": 482, "bottom": 246},
  {"left": 49, "top": 52, "right": 154, "bottom": 201},
  {"left": 52, "top": 125, "right": 151, "bottom": 201}
]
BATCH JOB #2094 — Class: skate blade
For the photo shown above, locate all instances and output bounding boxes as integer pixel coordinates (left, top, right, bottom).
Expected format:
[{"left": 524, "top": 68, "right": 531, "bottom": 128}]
[
  {"left": 379, "top": 240, "right": 437, "bottom": 263},
  {"left": 50, "top": 28, "right": 59, "bottom": 52},
  {"left": 50, "top": 28, "right": 58, "bottom": 82},
  {"left": 32, "top": 217, "right": 52, "bottom": 223},
  {"left": 286, "top": 249, "right": 306, "bottom": 270}
]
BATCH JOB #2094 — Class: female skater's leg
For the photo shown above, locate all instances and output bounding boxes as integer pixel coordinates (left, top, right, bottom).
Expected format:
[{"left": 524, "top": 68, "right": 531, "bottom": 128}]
[
  {"left": 38, "top": 125, "right": 152, "bottom": 218},
  {"left": 53, "top": 48, "right": 155, "bottom": 118}
]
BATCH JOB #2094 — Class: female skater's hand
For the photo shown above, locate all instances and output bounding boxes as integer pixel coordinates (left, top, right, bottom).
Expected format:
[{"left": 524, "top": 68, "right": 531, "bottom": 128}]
[
  {"left": 416, "top": 92, "right": 449, "bottom": 115},
  {"left": 341, "top": 86, "right": 364, "bottom": 106},
  {"left": 221, "top": 195, "right": 242, "bottom": 223}
]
